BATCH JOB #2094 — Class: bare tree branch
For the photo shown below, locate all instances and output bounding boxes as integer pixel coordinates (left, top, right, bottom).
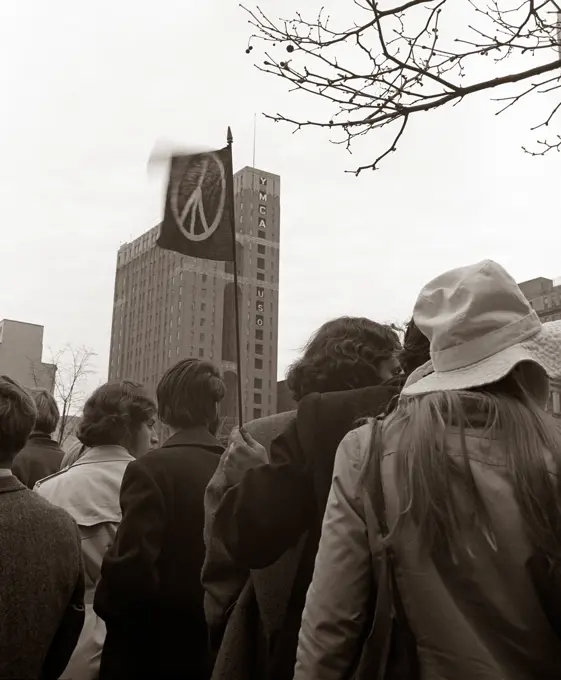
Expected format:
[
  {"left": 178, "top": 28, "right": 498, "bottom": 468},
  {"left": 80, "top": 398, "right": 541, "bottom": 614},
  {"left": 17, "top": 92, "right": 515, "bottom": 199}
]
[
  {"left": 48, "top": 345, "right": 96, "bottom": 445},
  {"left": 242, "top": 0, "right": 561, "bottom": 172}
]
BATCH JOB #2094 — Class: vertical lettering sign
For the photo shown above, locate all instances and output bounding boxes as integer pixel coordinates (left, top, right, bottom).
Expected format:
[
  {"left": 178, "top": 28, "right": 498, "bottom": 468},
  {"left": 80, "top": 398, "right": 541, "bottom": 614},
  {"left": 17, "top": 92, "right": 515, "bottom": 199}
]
[
  {"left": 258, "top": 176, "right": 267, "bottom": 233},
  {"left": 256, "top": 177, "right": 268, "bottom": 330}
]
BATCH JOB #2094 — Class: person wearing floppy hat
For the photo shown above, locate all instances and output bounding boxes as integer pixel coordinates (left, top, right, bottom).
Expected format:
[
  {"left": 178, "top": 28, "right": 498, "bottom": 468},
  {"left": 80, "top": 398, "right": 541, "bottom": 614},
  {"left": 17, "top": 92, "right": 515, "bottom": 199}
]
[{"left": 293, "top": 260, "right": 561, "bottom": 680}]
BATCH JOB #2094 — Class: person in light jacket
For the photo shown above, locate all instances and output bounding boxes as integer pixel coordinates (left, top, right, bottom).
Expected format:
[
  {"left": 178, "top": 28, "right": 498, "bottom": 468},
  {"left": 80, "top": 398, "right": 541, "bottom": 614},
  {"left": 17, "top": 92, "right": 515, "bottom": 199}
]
[
  {"left": 35, "top": 380, "right": 157, "bottom": 680},
  {"left": 294, "top": 260, "right": 561, "bottom": 680}
]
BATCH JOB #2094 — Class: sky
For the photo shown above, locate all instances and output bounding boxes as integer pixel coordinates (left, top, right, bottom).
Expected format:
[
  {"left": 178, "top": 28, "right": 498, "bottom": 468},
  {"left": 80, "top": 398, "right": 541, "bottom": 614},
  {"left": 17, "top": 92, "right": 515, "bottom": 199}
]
[{"left": 1, "top": 0, "right": 560, "bottom": 397}]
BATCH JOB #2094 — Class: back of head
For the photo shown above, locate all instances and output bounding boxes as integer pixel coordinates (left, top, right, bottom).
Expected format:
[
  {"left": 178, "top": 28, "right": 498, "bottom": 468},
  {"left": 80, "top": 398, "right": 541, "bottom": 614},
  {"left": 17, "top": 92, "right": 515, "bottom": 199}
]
[
  {"left": 0, "top": 376, "right": 37, "bottom": 465},
  {"left": 29, "top": 389, "right": 60, "bottom": 436},
  {"left": 286, "top": 316, "right": 401, "bottom": 402},
  {"left": 157, "top": 358, "right": 226, "bottom": 433},
  {"left": 398, "top": 317, "right": 430, "bottom": 378},
  {"left": 77, "top": 380, "right": 156, "bottom": 449},
  {"left": 387, "top": 259, "right": 561, "bottom": 562}
]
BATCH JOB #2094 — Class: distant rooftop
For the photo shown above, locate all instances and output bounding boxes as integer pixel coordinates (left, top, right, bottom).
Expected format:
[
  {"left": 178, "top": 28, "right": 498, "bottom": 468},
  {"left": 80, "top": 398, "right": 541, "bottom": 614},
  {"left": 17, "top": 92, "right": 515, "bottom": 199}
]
[{"left": 0, "top": 318, "right": 44, "bottom": 329}]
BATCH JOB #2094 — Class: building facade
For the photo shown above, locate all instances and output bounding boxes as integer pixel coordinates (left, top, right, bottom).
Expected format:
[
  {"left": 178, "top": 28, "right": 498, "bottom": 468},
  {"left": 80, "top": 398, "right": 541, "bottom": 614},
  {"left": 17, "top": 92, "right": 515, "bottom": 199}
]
[
  {"left": 0, "top": 319, "right": 56, "bottom": 392},
  {"left": 519, "top": 276, "right": 561, "bottom": 418},
  {"left": 108, "top": 166, "right": 280, "bottom": 432}
]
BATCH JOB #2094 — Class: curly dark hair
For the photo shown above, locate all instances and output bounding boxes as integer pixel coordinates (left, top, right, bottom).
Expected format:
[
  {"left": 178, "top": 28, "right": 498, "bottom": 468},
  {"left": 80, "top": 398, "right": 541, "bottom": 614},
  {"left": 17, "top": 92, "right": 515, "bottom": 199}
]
[
  {"left": 286, "top": 317, "right": 401, "bottom": 402},
  {"left": 77, "top": 381, "right": 156, "bottom": 449},
  {"left": 398, "top": 317, "right": 430, "bottom": 378},
  {"left": 157, "top": 359, "right": 225, "bottom": 431}
]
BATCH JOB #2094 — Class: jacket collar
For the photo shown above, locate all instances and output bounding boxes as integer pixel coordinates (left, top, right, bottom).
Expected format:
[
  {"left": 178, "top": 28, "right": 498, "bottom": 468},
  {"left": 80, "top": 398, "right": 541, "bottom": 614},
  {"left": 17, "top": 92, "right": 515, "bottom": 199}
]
[
  {"left": 27, "top": 433, "right": 62, "bottom": 450},
  {"left": 0, "top": 474, "right": 26, "bottom": 495},
  {"left": 162, "top": 426, "right": 223, "bottom": 454},
  {"left": 72, "top": 445, "right": 134, "bottom": 467}
]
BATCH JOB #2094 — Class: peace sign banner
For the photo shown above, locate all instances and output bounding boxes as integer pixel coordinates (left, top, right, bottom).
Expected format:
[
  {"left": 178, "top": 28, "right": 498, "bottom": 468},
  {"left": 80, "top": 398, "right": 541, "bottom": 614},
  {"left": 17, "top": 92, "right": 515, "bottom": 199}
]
[{"left": 157, "top": 145, "right": 235, "bottom": 262}]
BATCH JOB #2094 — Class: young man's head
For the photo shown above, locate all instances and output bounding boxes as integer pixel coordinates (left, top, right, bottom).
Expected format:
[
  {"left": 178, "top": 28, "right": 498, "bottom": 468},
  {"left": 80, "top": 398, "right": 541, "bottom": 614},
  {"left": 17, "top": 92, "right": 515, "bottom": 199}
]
[
  {"left": 0, "top": 376, "right": 37, "bottom": 468},
  {"left": 157, "top": 359, "right": 226, "bottom": 436},
  {"left": 28, "top": 389, "right": 60, "bottom": 436},
  {"left": 286, "top": 317, "right": 401, "bottom": 402}
]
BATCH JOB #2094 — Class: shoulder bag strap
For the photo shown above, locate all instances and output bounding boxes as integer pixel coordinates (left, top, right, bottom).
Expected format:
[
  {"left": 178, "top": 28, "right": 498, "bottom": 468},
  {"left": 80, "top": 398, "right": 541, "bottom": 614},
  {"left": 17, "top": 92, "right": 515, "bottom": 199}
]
[
  {"left": 355, "top": 420, "right": 418, "bottom": 680},
  {"left": 352, "top": 421, "right": 393, "bottom": 680}
]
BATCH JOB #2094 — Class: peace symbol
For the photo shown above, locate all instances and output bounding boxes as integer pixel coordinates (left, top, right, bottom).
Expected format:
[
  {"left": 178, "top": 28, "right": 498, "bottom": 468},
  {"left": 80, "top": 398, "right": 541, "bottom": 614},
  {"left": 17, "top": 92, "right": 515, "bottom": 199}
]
[{"left": 171, "top": 152, "right": 226, "bottom": 242}]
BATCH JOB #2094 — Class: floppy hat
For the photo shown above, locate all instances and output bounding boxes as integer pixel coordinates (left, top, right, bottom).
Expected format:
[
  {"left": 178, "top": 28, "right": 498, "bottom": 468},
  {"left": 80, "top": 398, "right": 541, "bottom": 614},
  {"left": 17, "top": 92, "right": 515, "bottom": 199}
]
[{"left": 402, "top": 260, "right": 561, "bottom": 397}]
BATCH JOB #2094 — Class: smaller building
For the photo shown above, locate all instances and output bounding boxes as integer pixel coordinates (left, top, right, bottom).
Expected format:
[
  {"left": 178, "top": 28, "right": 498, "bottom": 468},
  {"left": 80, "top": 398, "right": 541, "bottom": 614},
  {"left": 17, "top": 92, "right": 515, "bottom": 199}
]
[
  {"left": 0, "top": 319, "right": 55, "bottom": 392},
  {"left": 518, "top": 277, "right": 561, "bottom": 322},
  {"left": 519, "top": 277, "right": 561, "bottom": 418}
]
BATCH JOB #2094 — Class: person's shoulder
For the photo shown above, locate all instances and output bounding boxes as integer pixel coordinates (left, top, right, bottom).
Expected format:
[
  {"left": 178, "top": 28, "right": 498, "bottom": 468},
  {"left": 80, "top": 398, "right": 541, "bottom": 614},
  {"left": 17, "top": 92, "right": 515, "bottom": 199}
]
[
  {"left": 33, "top": 465, "right": 71, "bottom": 493},
  {"left": 319, "top": 384, "right": 399, "bottom": 410},
  {"left": 338, "top": 422, "right": 373, "bottom": 470},
  {"left": 245, "top": 411, "right": 296, "bottom": 445},
  {"left": 20, "top": 487, "right": 79, "bottom": 532}
]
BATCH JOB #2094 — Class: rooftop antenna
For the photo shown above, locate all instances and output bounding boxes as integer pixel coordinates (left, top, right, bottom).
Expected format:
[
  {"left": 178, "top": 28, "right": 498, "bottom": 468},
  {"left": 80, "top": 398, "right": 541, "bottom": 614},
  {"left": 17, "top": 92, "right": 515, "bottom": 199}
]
[{"left": 252, "top": 113, "right": 257, "bottom": 168}]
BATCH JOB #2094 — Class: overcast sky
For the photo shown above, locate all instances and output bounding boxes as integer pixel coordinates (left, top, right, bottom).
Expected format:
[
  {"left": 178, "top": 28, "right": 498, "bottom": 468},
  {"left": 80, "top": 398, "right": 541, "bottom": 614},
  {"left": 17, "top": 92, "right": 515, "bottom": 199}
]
[{"left": 2, "top": 0, "right": 560, "bottom": 396}]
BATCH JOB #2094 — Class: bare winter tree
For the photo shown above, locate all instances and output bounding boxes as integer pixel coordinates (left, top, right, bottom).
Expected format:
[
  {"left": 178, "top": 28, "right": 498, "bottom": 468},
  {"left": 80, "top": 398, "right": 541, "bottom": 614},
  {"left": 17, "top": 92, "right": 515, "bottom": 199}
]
[
  {"left": 243, "top": 0, "right": 561, "bottom": 173},
  {"left": 38, "top": 345, "right": 96, "bottom": 446}
]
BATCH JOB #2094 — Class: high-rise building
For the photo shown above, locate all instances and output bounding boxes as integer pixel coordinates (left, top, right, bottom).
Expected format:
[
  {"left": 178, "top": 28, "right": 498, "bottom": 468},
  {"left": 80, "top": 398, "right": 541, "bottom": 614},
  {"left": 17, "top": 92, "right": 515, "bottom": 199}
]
[
  {"left": 108, "top": 166, "right": 280, "bottom": 431},
  {"left": 0, "top": 319, "right": 56, "bottom": 392}
]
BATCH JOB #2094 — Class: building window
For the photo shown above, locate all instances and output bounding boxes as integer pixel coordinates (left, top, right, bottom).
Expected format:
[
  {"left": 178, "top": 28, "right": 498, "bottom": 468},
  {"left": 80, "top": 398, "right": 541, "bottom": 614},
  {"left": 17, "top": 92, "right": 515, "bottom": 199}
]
[
  {"left": 254, "top": 392, "right": 262, "bottom": 405},
  {"left": 200, "top": 317, "right": 205, "bottom": 326},
  {"left": 200, "top": 333, "right": 205, "bottom": 342},
  {"left": 256, "top": 329, "right": 263, "bottom": 341},
  {"left": 202, "top": 274, "right": 208, "bottom": 283},
  {"left": 199, "top": 348, "right": 204, "bottom": 357},
  {"left": 255, "top": 358, "right": 263, "bottom": 370},
  {"left": 201, "top": 302, "right": 206, "bottom": 311},
  {"left": 257, "top": 258, "right": 265, "bottom": 270},
  {"left": 257, "top": 272, "right": 265, "bottom": 281},
  {"left": 254, "top": 378, "right": 262, "bottom": 389},
  {"left": 255, "top": 343, "right": 263, "bottom": 355},
  {"left": 253, "top": 408, "right": 262, "bottom": 419},
  {"left": 258, "top": 230, "right": 266, "bottom": 240},
  {"left": 258, "top": 244, "right": 266, "bottom": 254}
]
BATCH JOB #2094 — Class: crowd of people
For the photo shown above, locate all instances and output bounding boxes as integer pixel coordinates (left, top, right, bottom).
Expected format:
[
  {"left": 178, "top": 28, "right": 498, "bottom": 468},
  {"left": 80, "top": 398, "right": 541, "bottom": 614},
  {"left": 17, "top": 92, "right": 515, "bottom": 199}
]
[{"left": 2, "top": 258, "right": 561, "bottom": 679}]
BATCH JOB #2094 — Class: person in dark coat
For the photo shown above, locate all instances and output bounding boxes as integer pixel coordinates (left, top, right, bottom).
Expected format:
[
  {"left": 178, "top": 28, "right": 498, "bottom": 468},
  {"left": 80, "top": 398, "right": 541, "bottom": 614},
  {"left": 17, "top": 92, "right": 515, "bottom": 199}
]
[
  {"left": 12, "top": 387, "right": 64, "bottom": 488},
  {"left": 203, "top": 317, "right": 402, "bottom": 664},
  {"left": 94, "top": 359, "right": 226, "bottom": 680},
  {"left": 207, "top": 319, "right": 430, "bottom": 680},
  {"left": 0, "top": 376, "right": 85, "bottom": 679}
]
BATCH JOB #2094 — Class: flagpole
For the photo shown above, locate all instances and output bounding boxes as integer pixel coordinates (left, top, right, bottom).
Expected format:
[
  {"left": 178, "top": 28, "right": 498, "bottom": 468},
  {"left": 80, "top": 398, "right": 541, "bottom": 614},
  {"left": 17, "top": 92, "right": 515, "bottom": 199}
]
[{"left": 227, "top": 126, "right": 244, "bottom": 428}]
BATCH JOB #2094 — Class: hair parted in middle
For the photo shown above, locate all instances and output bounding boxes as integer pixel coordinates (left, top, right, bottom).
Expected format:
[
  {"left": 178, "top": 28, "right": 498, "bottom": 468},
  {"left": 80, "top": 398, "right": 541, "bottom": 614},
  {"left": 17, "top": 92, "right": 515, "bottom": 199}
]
[
  {"left": 77, "top": 380, "right": 156, "bottom": 449},
  {"left": 157, "top": 358, "right": 225, "bottom": 430},
  {"left": 29, "top": 388, "right": 60, "bottom": 435},
  {"left": 286, "top": 316, "right": 401, "bottom": 402}
]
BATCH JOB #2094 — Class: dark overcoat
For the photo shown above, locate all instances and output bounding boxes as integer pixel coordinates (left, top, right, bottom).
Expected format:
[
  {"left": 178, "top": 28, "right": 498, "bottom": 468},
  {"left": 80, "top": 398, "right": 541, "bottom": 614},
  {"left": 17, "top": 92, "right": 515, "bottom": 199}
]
[
  {"left": 94, "top": 427, "right": 223, "bottom": 680},
  {"left": 11, "top": 433, "right": 64, "bottom": 488},
  {"left": 210, "top": 384, "right": 400, "bottom": 680}
]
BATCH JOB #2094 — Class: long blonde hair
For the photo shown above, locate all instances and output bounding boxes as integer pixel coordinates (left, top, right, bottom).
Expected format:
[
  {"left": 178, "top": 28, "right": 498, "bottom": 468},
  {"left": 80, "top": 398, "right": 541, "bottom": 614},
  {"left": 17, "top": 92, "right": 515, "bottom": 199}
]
[{"left": 385, "top": 364, "right": 561, "bottom": 561}]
